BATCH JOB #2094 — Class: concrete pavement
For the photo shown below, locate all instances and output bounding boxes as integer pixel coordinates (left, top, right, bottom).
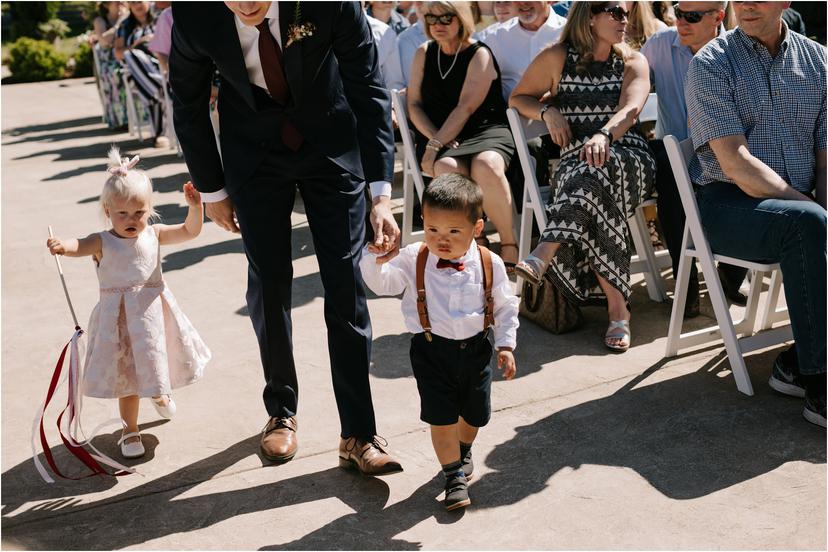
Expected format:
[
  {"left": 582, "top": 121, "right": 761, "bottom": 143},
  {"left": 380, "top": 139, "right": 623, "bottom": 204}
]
[{"left": 1, "top": 77, "right": 825, "bottom": 550}]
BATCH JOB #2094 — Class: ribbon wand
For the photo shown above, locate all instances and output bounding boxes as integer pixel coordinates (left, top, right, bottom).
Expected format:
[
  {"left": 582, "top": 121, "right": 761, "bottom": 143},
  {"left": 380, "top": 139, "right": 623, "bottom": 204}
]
[
  {"left": 47, "top": 226, "right": 80, "bottom": 329},
  {"left": 34, "top": 227, "right": 135, "bottom": 482}
]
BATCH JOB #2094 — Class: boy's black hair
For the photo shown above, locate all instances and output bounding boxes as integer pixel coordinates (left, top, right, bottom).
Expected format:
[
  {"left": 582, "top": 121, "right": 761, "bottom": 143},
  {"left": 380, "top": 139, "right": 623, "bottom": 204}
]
[{"left": 422, "top": 173, "right": 483, "bottom": 224}]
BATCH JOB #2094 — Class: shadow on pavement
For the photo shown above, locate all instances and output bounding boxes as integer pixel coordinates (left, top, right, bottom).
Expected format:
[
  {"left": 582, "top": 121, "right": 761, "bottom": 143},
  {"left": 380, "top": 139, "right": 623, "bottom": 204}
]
[
  {"left": 474, "top": 352, "right": 825, "bottom": 505},
  {"left": 1, "top": 116, "right": 103, "bottom": 136},
  {"left": 1, "top": 353, "right": 823, "bottom": 549}
]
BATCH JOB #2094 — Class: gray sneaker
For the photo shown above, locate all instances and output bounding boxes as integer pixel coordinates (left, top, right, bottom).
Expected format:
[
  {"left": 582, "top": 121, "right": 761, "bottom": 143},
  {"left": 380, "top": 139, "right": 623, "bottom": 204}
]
[
  {"left": 768, "top": 351, "right": 805, "bottom": 398},
  {"left": 444, "top": 472, "right": 471, "bottom": 511},
  {"left": 461, "top": 448, "right": 474, "bottom": 480}
]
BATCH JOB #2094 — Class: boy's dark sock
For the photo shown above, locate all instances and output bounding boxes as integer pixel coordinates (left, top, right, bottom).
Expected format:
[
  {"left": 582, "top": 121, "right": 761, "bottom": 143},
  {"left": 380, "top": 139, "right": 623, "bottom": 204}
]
[
  {"left": 441, "top": 460, "right": 464, "bottom": 479},
  {"left": 459, "top": 441, "right": 474, "bottom": 478}
]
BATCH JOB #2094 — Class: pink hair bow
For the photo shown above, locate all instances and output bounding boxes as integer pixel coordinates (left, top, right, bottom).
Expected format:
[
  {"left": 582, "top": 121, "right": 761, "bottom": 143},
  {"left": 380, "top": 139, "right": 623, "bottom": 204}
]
[{"left": 107, "top": 155, "right": 140, "bottom": 176}]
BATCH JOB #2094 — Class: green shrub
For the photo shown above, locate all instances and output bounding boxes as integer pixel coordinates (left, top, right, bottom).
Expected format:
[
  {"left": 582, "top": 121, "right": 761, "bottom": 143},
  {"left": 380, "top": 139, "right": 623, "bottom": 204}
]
[
  {"left": 7, "top": 37, "right": 67, "bottom": 82},
  {"left": 38, "top": 18, "right": 70, "bottom": 43},
  {"left": 10, "top": 2, "right": 61, "bottom": 40},
  {"left": 71, "top": 39, "right": 94, "bottom": 78}
]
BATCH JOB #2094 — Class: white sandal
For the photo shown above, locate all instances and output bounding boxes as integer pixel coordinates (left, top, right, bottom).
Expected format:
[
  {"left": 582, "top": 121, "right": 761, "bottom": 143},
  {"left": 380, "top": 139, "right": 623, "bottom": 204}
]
[
  {"left": 604, "top": 320, "right": 631, "bottom": 352},
  {"left": 151, "top": 395, "right": 176, "bottom": 419},
  {"left": 118, "top": 431, "right": 145, "bottom": 459}
]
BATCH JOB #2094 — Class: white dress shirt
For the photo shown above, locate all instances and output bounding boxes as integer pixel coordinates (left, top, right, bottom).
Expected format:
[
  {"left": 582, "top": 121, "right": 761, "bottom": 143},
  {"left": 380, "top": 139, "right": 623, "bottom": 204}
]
[
  {"left": 201, "top": 4, "right": 392, "bottom": 203},
  {"left": 359, "top": 241, "right": 520, "bottom": 349},
  {"left": 367, "top": 14, "right": 403, "bottom": 91},
  {"left": 479, "top": 9, "right": 567, "bottom": 100}
]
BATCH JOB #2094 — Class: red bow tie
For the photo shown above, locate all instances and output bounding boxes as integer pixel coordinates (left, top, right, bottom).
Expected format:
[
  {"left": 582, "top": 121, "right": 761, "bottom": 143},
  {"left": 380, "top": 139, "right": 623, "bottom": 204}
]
[{"left": 436, "top": 258, "right": 465, "bottom": 271}]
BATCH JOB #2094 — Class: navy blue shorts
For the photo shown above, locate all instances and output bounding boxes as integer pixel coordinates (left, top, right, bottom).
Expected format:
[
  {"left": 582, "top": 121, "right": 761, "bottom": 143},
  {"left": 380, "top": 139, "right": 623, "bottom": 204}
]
[{"left": 409, "top": 331, "right": 493, "bottom": 427}]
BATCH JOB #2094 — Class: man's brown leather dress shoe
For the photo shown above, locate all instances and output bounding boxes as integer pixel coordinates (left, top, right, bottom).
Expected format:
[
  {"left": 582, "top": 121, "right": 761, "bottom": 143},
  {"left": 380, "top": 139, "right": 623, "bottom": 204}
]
[
  {"left": 338, "top": 436, "right": 403, "bottom": 476},
  {"left": 260, "top": 416, "right": 298, "bottom": 462}
]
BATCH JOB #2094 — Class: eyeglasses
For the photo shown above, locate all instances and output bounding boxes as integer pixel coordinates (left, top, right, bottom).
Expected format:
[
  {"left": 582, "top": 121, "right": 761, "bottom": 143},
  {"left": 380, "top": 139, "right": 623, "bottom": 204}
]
[
  {"left": 590, "top": 5, "right": 629, "bottom": 22},
  {"left": 424, "top": 13, "right": 456, "bottom": 25},
  {"left": 673, "top": 5, "right": 718, "bottom": 23}
]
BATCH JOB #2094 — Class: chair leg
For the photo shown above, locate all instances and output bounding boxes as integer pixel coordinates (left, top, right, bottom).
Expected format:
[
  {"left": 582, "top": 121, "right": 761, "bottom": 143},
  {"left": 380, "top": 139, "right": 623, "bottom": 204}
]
[
  {"left": 402, "top": 169, "right": 414, "bottom": 246},
  {"left": 630, "top": 205, "right": 667, "bottom": 302},
  {"left": 759, "top": 269, "right": 785, "bottom": 330},
  {"left": 699, "top": 254, "right": 755, "bottom": 395},
  {"left": 734, "top": 269, "right": 764, "bottom": 334},
  {"left": 665, "top": 227, "right": 692, "bottom": 357}
]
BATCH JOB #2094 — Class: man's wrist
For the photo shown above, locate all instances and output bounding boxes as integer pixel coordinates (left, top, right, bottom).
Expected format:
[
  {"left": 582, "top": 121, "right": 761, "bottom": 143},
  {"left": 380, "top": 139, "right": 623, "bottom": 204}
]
[
  {"left": 369, "top": 181, "right": 392, "bottom": 201},
  {"left": 200, "top": 188, "right": 229, "bottom": 203},
  {"left": 497, "top": 346, "right": 514, "bottom": 352}
]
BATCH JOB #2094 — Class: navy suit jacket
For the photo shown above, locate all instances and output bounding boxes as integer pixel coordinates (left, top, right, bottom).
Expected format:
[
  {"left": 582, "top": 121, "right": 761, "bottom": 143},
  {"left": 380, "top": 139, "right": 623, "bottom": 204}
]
[{"left": 169, "top": 2, "right": 395, "bottom": 195}]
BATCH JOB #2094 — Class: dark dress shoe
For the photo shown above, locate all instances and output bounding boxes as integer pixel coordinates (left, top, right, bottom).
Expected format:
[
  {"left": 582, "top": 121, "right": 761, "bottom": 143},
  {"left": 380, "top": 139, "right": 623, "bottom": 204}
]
[
  {"left": 338, "top": 436, "right": 403, "bottom": 476},
  {"left": 260, "top": 416, "right": 298, "bottom": 463},
  {"left": 717, "top": 265, "right": 747, "bottom": 305}
]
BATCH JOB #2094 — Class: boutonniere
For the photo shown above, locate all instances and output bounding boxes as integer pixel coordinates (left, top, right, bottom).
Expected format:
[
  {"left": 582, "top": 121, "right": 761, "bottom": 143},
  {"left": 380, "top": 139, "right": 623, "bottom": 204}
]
[{"left": 286, "top": 1, "right": 315, "bottom": 48}]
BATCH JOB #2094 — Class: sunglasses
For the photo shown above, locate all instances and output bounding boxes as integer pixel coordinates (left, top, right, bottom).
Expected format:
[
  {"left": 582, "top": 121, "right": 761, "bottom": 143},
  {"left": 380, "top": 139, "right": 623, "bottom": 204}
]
[
  {"left": 424, "top": 13, "right": 456, "bottom": 25},
  {"left": 673, "top": 5, "right": 718, "bottom": 23},
  {"left": 590, "top": 5, "right": 629, "bottom": 22}
]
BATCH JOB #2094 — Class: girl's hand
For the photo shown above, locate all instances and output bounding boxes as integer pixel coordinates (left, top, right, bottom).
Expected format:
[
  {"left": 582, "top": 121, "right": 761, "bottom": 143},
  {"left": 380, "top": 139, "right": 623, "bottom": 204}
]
[
  {"left": 497, "top": 349, "right": 516, "bottom": 380},
  {"left": 541, "top": 106, "right": 572, "bottom": 148},
  {"left": 183, "top": 181, "right": 202, "bottom": 206},
  {"left": 46, "top": 237, "right": 65, "bottom": 256},
  {"left": 580, "top": 133, "right": 611, "bottom": 168},
  {"left": 421, "top": 148, "right": 437, "bottom": 177},
  {"left": 447, "top": 139, "right": 460, "bottom": 149}
]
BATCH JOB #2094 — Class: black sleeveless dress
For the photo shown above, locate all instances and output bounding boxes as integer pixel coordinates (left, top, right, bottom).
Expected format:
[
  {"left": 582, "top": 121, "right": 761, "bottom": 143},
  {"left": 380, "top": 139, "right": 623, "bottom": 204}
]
[
  {"left": 416, "top": 41, "right": 515, "bottom": 166},
  {"left": 542, "top": 46, "right": 656, "bottom": 305}
]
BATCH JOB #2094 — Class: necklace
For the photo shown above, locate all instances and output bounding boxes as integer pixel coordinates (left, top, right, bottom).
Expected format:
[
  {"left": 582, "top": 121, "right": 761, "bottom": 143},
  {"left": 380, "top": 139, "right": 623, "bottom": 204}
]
[{"left": 437, "top": 44, "right": 461, "bottom": 80}]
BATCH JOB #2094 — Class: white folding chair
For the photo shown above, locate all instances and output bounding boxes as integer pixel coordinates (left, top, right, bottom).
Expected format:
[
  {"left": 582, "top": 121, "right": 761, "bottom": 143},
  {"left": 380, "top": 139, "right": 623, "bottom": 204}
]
[
  {"left": 640, "top": 92, "right": 658, "bottom": 124},
  {"left": 663, "top": 135, "right": 791, "bottom": 396},
  {"left": 391, "top": 89, "right": 427, "bottom": 245},
  {"left": 161, "top": 75, "right": 182, "bottom": 155},
  {"left": 121, "top": 65, "right": 146, "bottom": 141},
  {"left": 506, "top": 107, "right": 668, "bottom": 301},
  {"left": 91, "top": 44, "right": 108, "bottom": 125}
]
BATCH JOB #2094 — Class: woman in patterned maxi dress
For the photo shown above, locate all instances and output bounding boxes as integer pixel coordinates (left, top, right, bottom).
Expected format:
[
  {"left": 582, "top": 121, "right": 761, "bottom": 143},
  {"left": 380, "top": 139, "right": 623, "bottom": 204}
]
[{"left": 510, "top": 1, "right": 655, "bottom": 351}]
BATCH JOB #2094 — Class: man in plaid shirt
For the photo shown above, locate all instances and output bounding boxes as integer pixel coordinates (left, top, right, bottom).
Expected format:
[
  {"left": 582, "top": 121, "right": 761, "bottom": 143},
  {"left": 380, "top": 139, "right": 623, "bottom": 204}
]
[{"left": 686, "top": 1, "right": 826, "bottom": 428}]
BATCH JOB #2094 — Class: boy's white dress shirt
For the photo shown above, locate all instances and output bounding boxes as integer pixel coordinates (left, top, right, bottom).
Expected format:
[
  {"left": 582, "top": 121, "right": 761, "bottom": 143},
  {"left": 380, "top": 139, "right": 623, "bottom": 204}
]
[{"left": 360, "top": 242, "right": 519, "bottom": 350}]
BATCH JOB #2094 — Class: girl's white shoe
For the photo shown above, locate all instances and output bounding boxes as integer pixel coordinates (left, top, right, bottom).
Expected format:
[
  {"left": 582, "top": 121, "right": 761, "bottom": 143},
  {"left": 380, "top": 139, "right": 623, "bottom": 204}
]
[
  {"left": 151, "top": 395, "right": 176, "bottom": 419},
  {"left": 118, "top": 431, "right": 145, "bottom": 459}
]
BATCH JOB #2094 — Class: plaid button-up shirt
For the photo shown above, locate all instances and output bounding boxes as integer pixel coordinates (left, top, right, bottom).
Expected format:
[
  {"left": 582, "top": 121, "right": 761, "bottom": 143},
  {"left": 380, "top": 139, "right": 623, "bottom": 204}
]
[{"left": 685, "top": 24, "right": 827, "bottom": 193}]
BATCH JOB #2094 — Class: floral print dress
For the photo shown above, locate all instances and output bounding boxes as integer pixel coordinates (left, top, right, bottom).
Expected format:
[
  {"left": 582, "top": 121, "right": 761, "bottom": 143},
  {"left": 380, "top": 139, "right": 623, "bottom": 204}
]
[{"left": 83, "top": 226, "right": 210, "bottom": 398}]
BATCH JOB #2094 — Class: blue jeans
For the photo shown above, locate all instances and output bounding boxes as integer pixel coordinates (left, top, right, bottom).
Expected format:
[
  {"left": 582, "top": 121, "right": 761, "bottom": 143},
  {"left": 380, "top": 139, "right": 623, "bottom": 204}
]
[{"left": 696, "top": 182, "right": 826, "bottom": 376}]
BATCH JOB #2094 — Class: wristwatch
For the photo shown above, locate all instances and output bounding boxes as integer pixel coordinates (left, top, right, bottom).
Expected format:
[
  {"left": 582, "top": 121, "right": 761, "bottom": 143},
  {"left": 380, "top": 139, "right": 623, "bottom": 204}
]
[
  {"left": 596, "top": 128, "right": 613, "bottom": 144},
  {"left": 539, "top": 103, "right": 552, "bottom": 122}
]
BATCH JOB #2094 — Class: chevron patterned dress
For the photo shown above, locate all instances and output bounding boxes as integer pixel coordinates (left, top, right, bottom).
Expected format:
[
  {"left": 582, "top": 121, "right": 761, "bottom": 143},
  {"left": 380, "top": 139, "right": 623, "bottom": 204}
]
[{"left": 541, "top": 46, "right": 655, "bottom": 305}]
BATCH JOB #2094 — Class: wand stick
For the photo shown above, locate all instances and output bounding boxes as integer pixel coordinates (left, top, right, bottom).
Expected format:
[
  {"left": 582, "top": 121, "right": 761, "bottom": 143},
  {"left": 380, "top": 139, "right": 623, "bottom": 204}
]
[{"left": 47, "top": 226, "right": 80, "bottom": 329}]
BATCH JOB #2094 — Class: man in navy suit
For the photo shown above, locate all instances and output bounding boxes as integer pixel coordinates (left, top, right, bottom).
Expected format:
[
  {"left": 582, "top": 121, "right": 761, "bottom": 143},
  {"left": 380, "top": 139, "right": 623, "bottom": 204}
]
[{"left": 170, "top": 1, "right": 403, "bottom": 475}]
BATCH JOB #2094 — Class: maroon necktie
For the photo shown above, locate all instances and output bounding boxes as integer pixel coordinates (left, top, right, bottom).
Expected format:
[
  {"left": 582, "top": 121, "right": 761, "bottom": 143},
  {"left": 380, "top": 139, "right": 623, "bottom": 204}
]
[
  {"left": 436, "top": 259, "right": 465, "bottom": 271},
  {"left": 256, "top": 19, "right": 303, "bottom": 151}
]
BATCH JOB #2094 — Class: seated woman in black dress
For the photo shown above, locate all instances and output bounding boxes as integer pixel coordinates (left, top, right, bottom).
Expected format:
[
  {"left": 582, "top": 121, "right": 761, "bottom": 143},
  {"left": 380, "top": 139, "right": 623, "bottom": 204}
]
[{"left": 407, "top": 0, "right": 518, "bottom": 270}]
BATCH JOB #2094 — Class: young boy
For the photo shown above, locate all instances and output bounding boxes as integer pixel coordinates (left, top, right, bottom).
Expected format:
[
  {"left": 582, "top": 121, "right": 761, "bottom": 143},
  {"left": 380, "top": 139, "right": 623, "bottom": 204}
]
[{"left": 360, "top": 173, "right": 519, "bottom": 510}]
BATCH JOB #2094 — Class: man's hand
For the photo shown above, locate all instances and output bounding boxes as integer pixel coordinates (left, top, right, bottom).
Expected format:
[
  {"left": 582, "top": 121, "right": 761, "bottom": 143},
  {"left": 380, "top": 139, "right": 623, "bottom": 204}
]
[
  {"left": 369, "top": 196, "right": 400, "bottom": 263},
  {"left": 205, "top": 196, "right": 240, "bottom": 233}
]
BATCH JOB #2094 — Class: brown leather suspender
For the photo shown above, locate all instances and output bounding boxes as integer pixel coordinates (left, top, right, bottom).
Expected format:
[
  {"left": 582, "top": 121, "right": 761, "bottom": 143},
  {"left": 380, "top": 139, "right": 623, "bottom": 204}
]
[{"left": 415, "top": 243, "right": 495, "bottom": 342}]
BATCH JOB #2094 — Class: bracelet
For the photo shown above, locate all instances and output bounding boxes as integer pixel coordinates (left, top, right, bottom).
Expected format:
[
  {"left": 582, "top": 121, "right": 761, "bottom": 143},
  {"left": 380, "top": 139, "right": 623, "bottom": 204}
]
[
  {"left": 596, "top": 128, "right": 613, "bottom": 144},
  {"left": 539, "top": 103, "right": 552, "bottom": 122}
]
